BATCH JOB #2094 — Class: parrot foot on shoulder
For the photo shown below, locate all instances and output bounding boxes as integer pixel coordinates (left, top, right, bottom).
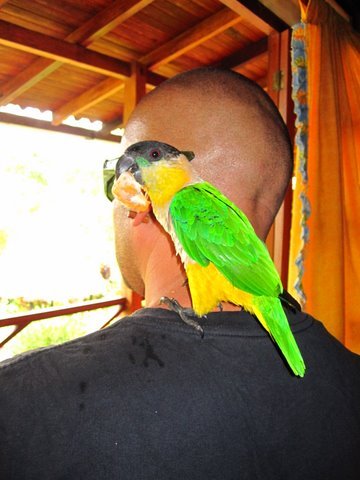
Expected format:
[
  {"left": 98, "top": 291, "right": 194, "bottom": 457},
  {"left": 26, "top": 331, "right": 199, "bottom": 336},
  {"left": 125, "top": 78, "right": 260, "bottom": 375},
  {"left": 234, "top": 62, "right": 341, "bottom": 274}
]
[{"left": 160, "top": 296, "right": 204, "bottom": 338}]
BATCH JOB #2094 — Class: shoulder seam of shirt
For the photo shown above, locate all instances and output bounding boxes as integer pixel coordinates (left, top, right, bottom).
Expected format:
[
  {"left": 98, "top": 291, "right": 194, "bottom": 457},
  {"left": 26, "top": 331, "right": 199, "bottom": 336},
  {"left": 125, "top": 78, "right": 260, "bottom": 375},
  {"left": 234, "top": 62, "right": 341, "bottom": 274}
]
[{"left": 0, "top": 312, "right": 314, "bottom": 371}]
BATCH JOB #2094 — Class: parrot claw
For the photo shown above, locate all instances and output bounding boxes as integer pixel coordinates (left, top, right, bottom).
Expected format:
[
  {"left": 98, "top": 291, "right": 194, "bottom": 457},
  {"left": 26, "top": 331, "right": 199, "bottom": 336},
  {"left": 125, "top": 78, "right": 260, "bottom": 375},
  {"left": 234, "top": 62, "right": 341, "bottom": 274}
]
[{"left": 160, "top": 296, "right": 204, "bottom": 338}]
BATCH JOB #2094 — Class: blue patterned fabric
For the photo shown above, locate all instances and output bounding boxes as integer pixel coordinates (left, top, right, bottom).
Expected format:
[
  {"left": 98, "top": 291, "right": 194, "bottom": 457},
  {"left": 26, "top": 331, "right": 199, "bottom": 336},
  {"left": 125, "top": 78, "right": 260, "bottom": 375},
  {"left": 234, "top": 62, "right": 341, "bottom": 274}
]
[{"left": 291, "top": 22, "right": 311, "bottom": 305}]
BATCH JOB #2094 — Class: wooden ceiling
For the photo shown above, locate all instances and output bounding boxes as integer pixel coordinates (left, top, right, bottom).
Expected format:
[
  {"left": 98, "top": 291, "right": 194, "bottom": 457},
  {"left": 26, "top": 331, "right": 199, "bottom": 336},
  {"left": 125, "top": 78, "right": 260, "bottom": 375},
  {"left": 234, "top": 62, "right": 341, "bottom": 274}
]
[{"left": 0, "top": 0, "right": 303, "bottom": 140}]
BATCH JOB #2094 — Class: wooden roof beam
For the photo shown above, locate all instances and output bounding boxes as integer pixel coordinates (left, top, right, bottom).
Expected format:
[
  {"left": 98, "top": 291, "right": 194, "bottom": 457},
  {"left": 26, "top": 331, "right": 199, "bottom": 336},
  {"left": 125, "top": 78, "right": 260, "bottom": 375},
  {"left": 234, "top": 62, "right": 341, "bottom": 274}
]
[
  {"left": 0, "top": 1, "right": 157, "bottom": 106},
  {"left": 218, "top": 0, "right": 288, "bottom": 34},
  {"left": 51, "top": 76, "right": 162, "bottom": 128},
  {"left": 258, "top": 0, "right": 300, "bottom": 26},
  {"left": 0, "top": 20, "right": 131, "bottom": 78},
  {"left": 0, "top": 111, "right": 120, "bottom": 142},
  {"left": 52, "top": 72, "right": 164, "bottom": 127},
  {"left": 146, "top": 70, "right": 167, "bottom": 86},
  {"left": 0, "top": 58, "right": 61, "bottom": 105},
  {"left": 216, "top": 36, "right": 268, "bottom": 69},
  {"left": 140, "top": 8, "right": 243, "bottom": 71},
  {"left": 52, "top": 78, "right": 125, "bottom": 126},
  {"left": 71, "top": 0, "right": 155, "bottom": 46}
]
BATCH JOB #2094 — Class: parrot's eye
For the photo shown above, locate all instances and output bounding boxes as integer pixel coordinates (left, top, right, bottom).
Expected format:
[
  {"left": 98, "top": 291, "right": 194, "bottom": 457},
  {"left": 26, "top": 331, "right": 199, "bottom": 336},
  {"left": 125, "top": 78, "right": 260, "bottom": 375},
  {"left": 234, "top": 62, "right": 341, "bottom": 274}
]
[{"left": 149, "top": 149, "right": 161, "bottom": 159}]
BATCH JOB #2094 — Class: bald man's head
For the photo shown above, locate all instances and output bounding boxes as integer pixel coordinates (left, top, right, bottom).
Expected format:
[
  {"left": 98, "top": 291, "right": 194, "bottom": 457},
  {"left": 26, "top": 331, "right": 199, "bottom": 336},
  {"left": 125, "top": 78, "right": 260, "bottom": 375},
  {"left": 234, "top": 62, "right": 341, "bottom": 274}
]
[
  {"left": 114, "top": 67, "right": 293, "bottom": 293},
  {"left": 123, "top": 67, "right": 292, "bottom": 234}
]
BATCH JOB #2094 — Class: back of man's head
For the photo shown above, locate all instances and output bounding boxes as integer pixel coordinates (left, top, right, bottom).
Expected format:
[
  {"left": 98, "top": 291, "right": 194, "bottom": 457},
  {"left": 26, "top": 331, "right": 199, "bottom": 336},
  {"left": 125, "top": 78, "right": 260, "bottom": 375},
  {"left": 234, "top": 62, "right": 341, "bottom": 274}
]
[{"left": 123, "top": 67, "right": 293, "bottom": 238}]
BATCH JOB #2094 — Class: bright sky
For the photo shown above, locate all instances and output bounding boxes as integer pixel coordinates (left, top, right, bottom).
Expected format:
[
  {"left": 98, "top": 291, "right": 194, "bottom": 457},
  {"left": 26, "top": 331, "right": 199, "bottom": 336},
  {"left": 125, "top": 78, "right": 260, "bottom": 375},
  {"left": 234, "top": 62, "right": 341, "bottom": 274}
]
[{"left": 0, "top": 122, "right": 124, "bottom": 308}]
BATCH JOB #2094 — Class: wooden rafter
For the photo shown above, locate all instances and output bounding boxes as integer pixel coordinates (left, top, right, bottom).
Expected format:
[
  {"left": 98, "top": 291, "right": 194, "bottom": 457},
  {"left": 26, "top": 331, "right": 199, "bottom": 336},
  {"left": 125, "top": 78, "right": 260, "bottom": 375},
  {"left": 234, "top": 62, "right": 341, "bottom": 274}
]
[
  {"left": 217, "top": 36, "right": 268, "bottom": 69},
  {"left": 52, "top": 78, "right": 125, "bottom": 126},
  {"left": 218, "top": 0, "right": 288, "bottom": 34},
  {"left": 0, "top": 20, "right": 130, "bottom": 78},
  {"left": 258, "top": 0, "right": 300, "bottom": 26},
  {"left": 0, "top": 0, "right": 155, "bottom": 107},
  {"left": 146, "top": 71, "right": 167, "bottom": 86},
  {"left": 0, "top": 58, "right": 61, "bottom": 105},
  {"left": 52, "top": 71, "right": 164, "bottom": 127},
  {"left": 72, "top": 0, "right": 155, "bottom": 47},
  {"left": 140, "top": 8, "right": 243, "bottom": 70}
]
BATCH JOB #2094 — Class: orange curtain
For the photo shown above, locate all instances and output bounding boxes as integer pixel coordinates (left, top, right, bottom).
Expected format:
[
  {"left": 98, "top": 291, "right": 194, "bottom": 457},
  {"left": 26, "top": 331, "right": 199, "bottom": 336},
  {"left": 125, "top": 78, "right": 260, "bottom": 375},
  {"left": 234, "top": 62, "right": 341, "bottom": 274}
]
[{"left": 288, "top": 0, "right": 360, "bottom": 352}]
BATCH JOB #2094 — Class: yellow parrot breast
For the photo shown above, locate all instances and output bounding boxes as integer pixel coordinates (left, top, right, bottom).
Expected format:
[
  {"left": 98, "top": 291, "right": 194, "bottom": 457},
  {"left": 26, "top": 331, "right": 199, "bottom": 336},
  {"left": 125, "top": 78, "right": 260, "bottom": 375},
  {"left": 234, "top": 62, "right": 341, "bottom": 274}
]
[{"left": 186, "top": 262, "right": 255, "bottom": 317}]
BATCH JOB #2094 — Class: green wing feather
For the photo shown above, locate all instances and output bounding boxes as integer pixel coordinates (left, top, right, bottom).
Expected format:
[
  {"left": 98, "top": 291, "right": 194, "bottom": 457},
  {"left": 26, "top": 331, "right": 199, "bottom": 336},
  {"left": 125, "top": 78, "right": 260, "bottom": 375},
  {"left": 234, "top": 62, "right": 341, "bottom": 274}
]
[{"left": 170, "top": 182, "right": 282, "bottom": 298}]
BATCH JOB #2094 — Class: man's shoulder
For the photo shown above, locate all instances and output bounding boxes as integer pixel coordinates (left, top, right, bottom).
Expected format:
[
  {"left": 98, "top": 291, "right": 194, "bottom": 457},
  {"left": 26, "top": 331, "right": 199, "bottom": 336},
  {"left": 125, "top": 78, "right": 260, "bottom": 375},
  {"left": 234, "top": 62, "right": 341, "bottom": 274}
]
[
  {"left": 299, "top": 311, "right": 360, "bottom": 360},
  {"left": 0, "top": 318, "right": 126, "bottom": 390},
  {"left": 0, "top": 308, "right": 177, "bottom": 387}
]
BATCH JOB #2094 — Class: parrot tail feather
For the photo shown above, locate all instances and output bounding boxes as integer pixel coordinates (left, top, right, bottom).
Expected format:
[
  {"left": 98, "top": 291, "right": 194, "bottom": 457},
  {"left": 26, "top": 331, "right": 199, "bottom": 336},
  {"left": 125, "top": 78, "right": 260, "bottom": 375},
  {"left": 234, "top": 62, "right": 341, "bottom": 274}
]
[{"left": 252, "top": 296, "right": 306, "bottom": 377}]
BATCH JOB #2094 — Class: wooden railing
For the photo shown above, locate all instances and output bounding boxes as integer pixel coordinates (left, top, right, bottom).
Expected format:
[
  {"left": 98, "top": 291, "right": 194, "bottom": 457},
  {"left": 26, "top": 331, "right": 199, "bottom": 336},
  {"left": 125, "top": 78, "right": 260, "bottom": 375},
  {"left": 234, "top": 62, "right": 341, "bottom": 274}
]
[{"left": 0, "top": 297, "right": 128, "bottom": 348}]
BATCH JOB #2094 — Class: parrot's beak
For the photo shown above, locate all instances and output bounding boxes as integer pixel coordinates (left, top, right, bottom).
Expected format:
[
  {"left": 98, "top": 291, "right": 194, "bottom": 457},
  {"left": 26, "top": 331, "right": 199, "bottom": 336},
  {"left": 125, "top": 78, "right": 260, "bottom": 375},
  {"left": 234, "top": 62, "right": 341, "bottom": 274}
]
[{"left": 115, "top": 154, "right": 143, "bottom": 185}]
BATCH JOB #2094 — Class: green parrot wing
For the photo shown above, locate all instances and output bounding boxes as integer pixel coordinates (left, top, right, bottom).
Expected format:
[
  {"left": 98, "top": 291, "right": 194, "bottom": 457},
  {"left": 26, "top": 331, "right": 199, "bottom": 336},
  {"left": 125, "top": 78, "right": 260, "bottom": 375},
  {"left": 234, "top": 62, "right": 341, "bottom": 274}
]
[{"left": 169, "top": 182, "right": 282, "bottom": 297}]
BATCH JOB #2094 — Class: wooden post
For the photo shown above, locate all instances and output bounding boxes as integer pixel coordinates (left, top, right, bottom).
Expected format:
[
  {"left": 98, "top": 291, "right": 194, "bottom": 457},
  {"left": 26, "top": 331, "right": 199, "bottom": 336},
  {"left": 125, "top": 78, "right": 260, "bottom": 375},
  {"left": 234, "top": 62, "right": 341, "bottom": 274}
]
[
  {"left": 123, "top": 62, "right": 146, "bottom": 125},
  {"left": 266, "top": 29, "right": 295, "bottom": 288}
]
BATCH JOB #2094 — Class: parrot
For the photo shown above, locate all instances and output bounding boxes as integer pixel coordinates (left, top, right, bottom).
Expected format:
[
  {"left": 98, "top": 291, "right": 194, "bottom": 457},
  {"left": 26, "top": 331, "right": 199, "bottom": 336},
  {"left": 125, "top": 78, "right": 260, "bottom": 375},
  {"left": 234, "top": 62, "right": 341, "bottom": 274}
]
[{"left": 111, "top": 140, "right": 305, "bottom": 377}]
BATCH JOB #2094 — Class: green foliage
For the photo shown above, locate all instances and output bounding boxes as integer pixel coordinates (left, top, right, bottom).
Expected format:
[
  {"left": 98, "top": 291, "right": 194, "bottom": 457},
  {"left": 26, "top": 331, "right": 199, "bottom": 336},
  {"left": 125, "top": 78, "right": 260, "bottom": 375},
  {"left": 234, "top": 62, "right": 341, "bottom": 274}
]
[
  {"left": 0, "top": 230, "right": 8, "bottom": 255},
  {"left": 11, "top": 317, "right": 88, "bottom": 355},
  {"left": 1, "top": 294, "right": 105, "bottom": 315},
  {"left": 1, "top": 294, "right": 109, "bottom": 355},
  {"left": 10, "top": 162, "right": 48, "bottom": 186},
  {"left": 2, "top": 297, "right": 55, "bottom": 314},
  {"left": 9, "top": 307, "right": 113, "bottom": 356}
]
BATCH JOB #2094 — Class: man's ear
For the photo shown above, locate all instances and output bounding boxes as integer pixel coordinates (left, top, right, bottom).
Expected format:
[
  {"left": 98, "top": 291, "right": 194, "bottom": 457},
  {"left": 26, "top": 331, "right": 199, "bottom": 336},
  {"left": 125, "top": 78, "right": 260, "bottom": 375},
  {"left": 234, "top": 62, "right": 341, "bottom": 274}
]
[
  {"left": 128, "top": 210, "right": 150, "bottom": 227},
  {"left": 181, "top": 151, "right": 195, "bottom": 161}
]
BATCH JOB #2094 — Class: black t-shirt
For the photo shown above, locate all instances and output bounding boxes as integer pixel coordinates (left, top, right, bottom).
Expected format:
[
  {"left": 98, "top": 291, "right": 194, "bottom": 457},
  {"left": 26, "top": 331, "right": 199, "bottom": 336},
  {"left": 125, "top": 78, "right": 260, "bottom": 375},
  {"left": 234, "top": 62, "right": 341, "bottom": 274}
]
[{"left": 1, "top": 307, "right": 360, "bottom": 479}]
